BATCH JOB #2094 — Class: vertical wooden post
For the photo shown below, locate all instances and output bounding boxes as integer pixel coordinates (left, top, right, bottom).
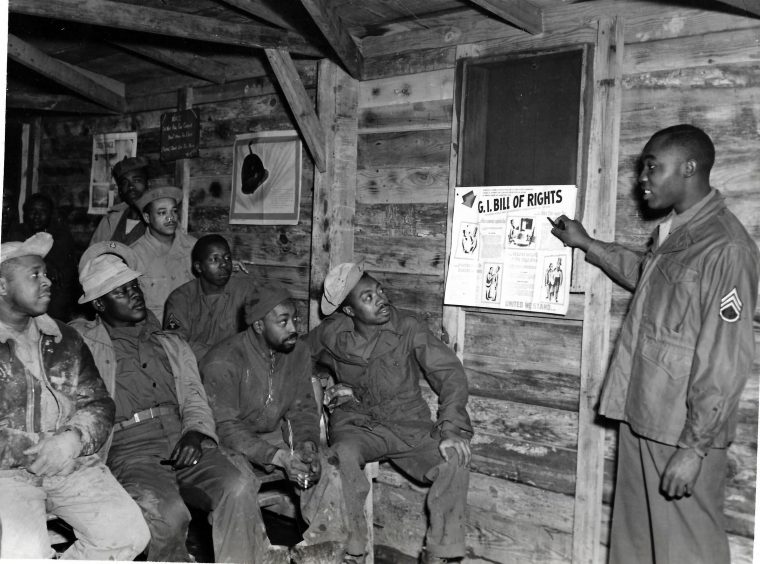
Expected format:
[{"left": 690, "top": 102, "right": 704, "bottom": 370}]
[
  {"left": 176, "top": 87, "right": 193, "bottom": 232},
  {"left": 29, "top": 117, "right": 41, "bottom": 196},
  {"left": 572, "top": 16, "right": 623, "bottom": 564},
  {"left": 308, "top": 59, "right": 358, "bottom": 329},
  {"left": 19, "top": 123, "right": 31, "bottom": 214}
]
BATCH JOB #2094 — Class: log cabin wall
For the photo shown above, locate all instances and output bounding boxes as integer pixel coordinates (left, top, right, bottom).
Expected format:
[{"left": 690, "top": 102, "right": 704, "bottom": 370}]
[
  {"left": 357, "top": 3, "right": 760, "bottom": 563},
  {"left": 35, "top": 64, "right": 318, "bottom": 330}
]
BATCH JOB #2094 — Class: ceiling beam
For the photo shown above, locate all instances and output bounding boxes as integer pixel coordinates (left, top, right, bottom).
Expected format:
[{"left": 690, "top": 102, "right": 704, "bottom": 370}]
[
  {"left": 298, "top": 0, "right": 363, "bottom": 78},
  {"left": 264, "top": 48, "right": 326, "bottom": 172},
  {"left": 216, "top": 0, "right": 294, "bottom": 30},
  {"left": 467, "top": 0, "right": 544, "bottom": 34},
  {"left": 110, "top": 41, "right": 229, "bottom": 84},
  {"left": 9, "top": 0, "right": 324, "bottom": 57},
  {"left": 713, "top": 0, "right": 760, "bottom": 17},
  {"left": 6, "top": 91, "right": 120, "bottom": 114},
  {"left": 7, "top": 34, "right": 127, "bottom": 112}
]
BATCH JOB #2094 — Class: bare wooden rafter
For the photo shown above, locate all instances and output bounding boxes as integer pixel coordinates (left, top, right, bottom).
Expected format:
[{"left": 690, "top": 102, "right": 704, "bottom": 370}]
[
  {"left": 110, "top": 41, "right": 230, "bottom": 85},
  {"left": 7, "top": 34, "right": 127, "bottom": 112},
  {"left": 468, "top": 0, "right": 544, "bottom": 34},
  {"left": 6, "top": 91, "right": 120, "bottom": 114},
  {"left": 714, "top": 0, "right": 760, "bottom": 17},
  {"left": 216, "top": 0, "right": 294, "bottom": 30},
  {"left": 298, "top": 0, "right": 363, "bottom": 78},
  {"left": 265, "top": 48, "right": 327, "bottom": 172},
  {"left": 9, "top": 0, "right": 323, "bottom": 57}
]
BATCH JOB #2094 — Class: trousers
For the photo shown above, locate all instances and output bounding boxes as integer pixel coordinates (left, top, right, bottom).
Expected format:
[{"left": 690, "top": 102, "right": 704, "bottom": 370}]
[
  {"left": 609, "top": 423, "right": 730, "bottom": 564},
  {"left": 108, "top": 412, "right": 260, "bottom": 563},
  {"left": 331, "top": 422, "right": 469, "bottom": 558},
  {"left": 0, "top": 458, "right": 149, "bottom": 559}
]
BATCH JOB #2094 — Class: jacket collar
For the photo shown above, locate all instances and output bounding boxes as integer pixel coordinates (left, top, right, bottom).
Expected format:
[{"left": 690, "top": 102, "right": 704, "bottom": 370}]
[
  {"left": 0, "top": 314, "right": 61, "bottom": 344},
  {"left": 654, "top": 189, "right": 725, "bottom": 254},
  {"left": 325, "top": 306, "right": 404, "bottom": 363}
]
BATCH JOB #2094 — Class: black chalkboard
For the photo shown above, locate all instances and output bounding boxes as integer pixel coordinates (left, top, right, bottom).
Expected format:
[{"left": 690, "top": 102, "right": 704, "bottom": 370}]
[{"left": 160, "top": 109, "right": 200, "bottom": 162}]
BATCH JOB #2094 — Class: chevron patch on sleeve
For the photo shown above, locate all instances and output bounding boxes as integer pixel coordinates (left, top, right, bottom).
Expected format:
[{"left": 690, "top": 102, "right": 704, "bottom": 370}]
[
  {"left": 166, "top": 312, "right": 181, "bottom": 330},
  {"left": 719, "top": 287, "right": 742, "bottom": 323}
]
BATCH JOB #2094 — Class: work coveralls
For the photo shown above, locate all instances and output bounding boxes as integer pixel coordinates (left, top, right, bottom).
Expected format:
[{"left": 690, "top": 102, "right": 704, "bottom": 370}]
[
  {"left": 308, "top": 306, "right": 472, "bottom": 559},
  {"left": 164, "top": 273, "right": 257, "bottom": 361},
  {"left": 130, "top": 228, "right": 196, "bottom": 322},
  {"left": 201, "top": 329, "right": 348, "bottom": 562},
  {"left": 0, "top": 314, "right": 148, "bottom": 559},
  {"left": 587, "top": 190, "right": 760, "bottom": 564},
  {"left": 72, "top": 314, "right": 259, "bottom": 563}
]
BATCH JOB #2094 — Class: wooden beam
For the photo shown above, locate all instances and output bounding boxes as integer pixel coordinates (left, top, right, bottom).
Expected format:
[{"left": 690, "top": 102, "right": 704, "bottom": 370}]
[
  {"left": 468, "top": 0, "right": 544, "bottom": 34},
  {"left": 7, "top": 34, "right": 127, "bottom": 112},
  {"left": 9, "top": 0, "right": 323, "bottom": 57},
  {"left": 176, "top": 88, "right": 193, "bottom": 233},
  {"left": 572, "top": 16, "right": 623, "bottom": 564},
  {"left": 216, "top": 0, "right": 294, "bottom": 30},
  {"left": 308, "top": 59, "right": 358, "bottom": 328},
  {"left": 6, "top": 91, "right": 120, "bottom": 113},
  {"left": 298, "top": 0, "right": 363, "bottom": 78},
  {"left": 265, "top": 49, "right": 327, "bottom": 172},
  {"left": 714, "top": 0, "right": 760, "bottom": 17},
  {"left": 110, "top": 41, "right": 229, "bottom": 84}
]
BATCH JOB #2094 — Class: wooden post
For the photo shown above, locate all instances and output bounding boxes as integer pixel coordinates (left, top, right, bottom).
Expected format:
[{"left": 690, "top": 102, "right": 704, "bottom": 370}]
[
  {"left": 176, "top": 87, "right": 192, "bottom": 232},
  {"left": 308, "top": 59, "right": 358, "bottom": 329},
  {"left": 571, "top": 16, "right": 623, "bottom": 564},
  {"left": 29, "top": 117, "right": 41, "bottom": 196}
]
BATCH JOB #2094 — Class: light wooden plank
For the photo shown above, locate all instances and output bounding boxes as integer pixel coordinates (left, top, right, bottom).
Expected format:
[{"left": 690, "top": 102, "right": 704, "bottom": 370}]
[
  {"left": 572, "top": 17, "right": 623, "bottom": 564},
  {"left": 359, "top": 69, "right": 454, "bottom": 108},
  {"left": 362, "top": 47, "right": 456, "bottom": 81},
  {"left": 7, "top": 34, "right": 127, "bottom": 112},
  {"left": 111, "top": 41, "right": 229, "bottom": 84},
  {"left": 9, "top": 0, "right": 322, "bottom": 57},
  {"left": 308, "top": 59, "right": 358, "bottom": 327},
  {"left": 265, "top": 49, "right": 326, "bottom": 173},
  {"left": 299, "top": 0, "right": 363, "bottom": 78},
  {"left": 176, "top": 87, "right": 193, "bottom": 233},
  {"left": 468, "top": 0, "right": 543, "bottom": 34},
  {"left": 5, "top": 91, "right": 119, "bottom": 114},
  {"left": 358, "top": 99, "right": 453, "bottom": 134},
  {"left": 356, "top": 164, "right": 449, "bottom": 205},
  {"left": 714, "top": 0, "right": 760, "bottom": 18}
]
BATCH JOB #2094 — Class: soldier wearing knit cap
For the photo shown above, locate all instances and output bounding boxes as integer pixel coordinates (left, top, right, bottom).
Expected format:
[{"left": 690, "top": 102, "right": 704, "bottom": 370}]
[
  {"left": 309, "top": 263, "right": 473, "bottom": 564},
  {"left": 90, "top": 156, "right": 150, "bottom": 245},
  {"left": 70, "top": 241, "right": 261, "bottom": 563},
  {"left": 201, "top": 286, "right": 348, "bottom": 564},
  {"left": 0, "top": 233, "right": 149, "bottom": 559}
]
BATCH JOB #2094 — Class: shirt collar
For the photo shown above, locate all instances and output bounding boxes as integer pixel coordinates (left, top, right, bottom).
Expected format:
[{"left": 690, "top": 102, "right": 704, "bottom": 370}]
[{"left": 0, "top": 314, "right": 61, "bottom": 344}]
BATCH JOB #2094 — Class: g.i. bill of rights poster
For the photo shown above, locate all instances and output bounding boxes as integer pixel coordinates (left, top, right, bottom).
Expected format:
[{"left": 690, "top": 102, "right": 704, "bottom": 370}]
[{"left": 444, "top": 185, "right": 577, "bottom": 315}]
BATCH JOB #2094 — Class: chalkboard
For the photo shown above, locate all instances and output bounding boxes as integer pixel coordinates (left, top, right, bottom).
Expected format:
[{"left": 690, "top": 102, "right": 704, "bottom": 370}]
[{"left": 160, "top": 109, "right": 200, "bottom": 162}]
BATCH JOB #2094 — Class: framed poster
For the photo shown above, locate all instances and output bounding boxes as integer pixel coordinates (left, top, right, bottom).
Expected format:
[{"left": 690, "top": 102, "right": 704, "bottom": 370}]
[
  {"left": 230, "top": 131, "right": 301, "bottom": 225},
  {"left": 88, "top": 132, "right": 137, "bottom": 215}
]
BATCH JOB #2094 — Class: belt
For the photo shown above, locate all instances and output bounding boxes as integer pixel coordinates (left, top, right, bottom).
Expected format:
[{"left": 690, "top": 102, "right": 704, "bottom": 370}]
[{"left": 113, "top": 406, "right": 178, "bottom": 432}]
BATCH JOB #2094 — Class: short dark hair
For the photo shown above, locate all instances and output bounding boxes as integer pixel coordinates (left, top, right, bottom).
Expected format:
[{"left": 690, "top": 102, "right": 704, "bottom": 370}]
[
  {"left": 651, "top": 124, "right": 715, "bottom": 174},
  {"left": 191, "top": 234, "right": 231, "bottom": 265},
  {"left": 22, "top": 193, "right": 54, "bottom": 213}
]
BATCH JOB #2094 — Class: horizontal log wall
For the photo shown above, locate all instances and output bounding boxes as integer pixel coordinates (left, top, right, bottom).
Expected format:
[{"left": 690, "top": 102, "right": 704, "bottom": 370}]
[
  {"left": 36, "top": 66, "right": 317, "bottom": 326},
  {"left": 360, "top": 4, "right": 759, "bottom": 562}
]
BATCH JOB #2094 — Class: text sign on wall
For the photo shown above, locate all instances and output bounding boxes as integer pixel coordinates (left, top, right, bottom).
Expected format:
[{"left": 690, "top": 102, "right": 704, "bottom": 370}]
[
  {"left": 160, "top": 109, "right": 200, "bottom": 161},
  {"left": 445, "top": 185, "right": 577, "bottom": 316}
]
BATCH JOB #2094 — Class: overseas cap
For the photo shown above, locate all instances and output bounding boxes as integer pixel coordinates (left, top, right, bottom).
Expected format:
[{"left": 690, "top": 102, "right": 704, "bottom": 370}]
[
  {"left": 321, "top": 262, "right": 364, "bottom": 316},
  {"left": 244, "top": 286, "right": 293, "bottom": 324},
  {"left": 78, "top": 254, "right": 142, "bottom": 304},
  {"left": 0, "top": 232, "right": 53, "bottom": 265},
  {"left": 78, "top": 240, "right": 138, "bottom": 274},
  {"left": 112, "top": 156, "right": 149, "bottom": 182},
  {"left": 135, "top": 185, "right": 183, "bottom": 213}
]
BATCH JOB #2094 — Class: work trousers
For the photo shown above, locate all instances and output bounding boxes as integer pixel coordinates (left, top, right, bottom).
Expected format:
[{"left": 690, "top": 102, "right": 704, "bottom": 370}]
[
  {"left": 0, "top": 458, "right": 149, "bottom": 559},
  {"left": 108, "top": 413, "right": 259, "bottom": 563},
  {"left": 610, "top": 423, "right": 730, "bottom": 564},
  {"left": 332, "top": 423, "right": 469, "bottom": 558}
]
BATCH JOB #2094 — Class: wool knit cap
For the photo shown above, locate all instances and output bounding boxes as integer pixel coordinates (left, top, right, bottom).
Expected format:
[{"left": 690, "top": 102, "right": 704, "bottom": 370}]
[
  {"left": 321, "top": 262, "right": 364, "bottom": 315},
  {"left": 135, "top": 185, "right": 183, "bottom": 213},
  {"left": 0, "top": 232, "right": 53, "bottom": 264},
  {"left": 78, "top": 254, "right": 142, "bottom": 304},
  {"left": 111, "top": 156, "right": 149, "bottom": 182},
  {"left": 244, "top": 286, "right": 294, "bottom": 324}
]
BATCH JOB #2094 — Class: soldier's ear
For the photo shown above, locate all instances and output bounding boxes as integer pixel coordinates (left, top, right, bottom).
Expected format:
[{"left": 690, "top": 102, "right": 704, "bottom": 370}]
[
  {"left": 192, "top": 261, "right": 202, "bottom": 276},
  {"left": 683, "top": 158, "right": 697, "bottom": 178},
  {"left": 341, "top": 305, "right": 354, "bottom": 317},
  {"left": 252, "top": 320, "right": 264, "bottom": 335},
  {"left": 92, "top": 298, "right": 105, "bottom": 313}
]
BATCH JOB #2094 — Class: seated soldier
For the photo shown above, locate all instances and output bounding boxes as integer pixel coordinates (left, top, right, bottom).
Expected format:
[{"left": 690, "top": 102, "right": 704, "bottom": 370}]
[
  {"left": 164, "top": 234, "right": 257, "bottom": 361},
  {"left": 0, "top": 233, "right": 149, "bottom": 559},
  {"left": 90, "top": 156, "right": 149, "bottom": 245},
  {"left": 70, "top": 245, "right": 260, "bottom": 563},
  {"left": 201, "top": 286, "right": 348, "bottom": 564},
  {"left": 309, "top": 263, "right": 473, "bottom": 564}
]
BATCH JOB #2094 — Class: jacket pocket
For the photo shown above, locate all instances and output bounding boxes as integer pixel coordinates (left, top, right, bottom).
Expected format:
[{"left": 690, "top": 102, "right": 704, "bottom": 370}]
[{"left": 643, "top": 257, "right": 699, "bottom": 335}]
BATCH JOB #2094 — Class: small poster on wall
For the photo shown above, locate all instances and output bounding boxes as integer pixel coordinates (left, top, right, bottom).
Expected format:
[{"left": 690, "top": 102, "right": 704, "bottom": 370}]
[
  {"left": 88, "top": 132, "right": 137, "bottom": 215},
  {"left": 444, "top": 185, "right": 577, "bottom": 316},
  {"left": 229, "top": 131, "right": 301, "bottom": 225}
]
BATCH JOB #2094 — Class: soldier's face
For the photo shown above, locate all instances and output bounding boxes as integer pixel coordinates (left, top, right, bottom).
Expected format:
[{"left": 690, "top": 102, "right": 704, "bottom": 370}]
[
  {"left": 118, "top": 171, "right": 148, "bottom": 206},
  {"left": 344, "top": 275, "right": 391, "bottom": 326},
  {"left": 258, "top": 301, "right": 299, "bottom": 353},
  {"left": 194, "top": 242, "right": 232, "bottom": 288},
  {"left": 0, "top": 256, "right": 51, "bottom": 317},
  {"left": 96, "top": 279, "right": 147, "bottom": 326},
  {"left": 143, "top": 198, "right": 178, "bottom": 237}
]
